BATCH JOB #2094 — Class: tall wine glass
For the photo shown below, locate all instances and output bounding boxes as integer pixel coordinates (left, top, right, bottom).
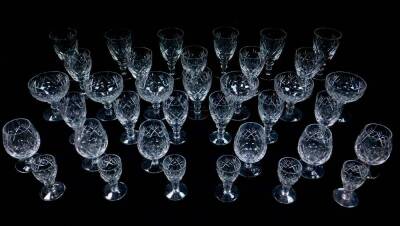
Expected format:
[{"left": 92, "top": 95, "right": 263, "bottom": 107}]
[
  {"left": 239, "top": 46, "right": 265, "bottom": 79},
  {"left": 64, "top": 48, "right": 92, "bottom": 94},
  {"left": 212, "top": 26, "right": 239, "bottom": 77},
  {"left": 163, "top": 90, "right": 189, "bottom": 145},
  {"left": 114, "top": 91, "right": 140, "bottom": 145},
  {"left": 215, "top": 155, "right": 241, "bottom": 203},
  {"left": 157, "top": 27, "right": 184, "bottom": 79},
  {"left": 98, "top": 154, "right": 128, "bottom": 201},
  {"left": 162, "top": 154, "right": 188, "bottom": 201},
  {"left": 127, "top": 47, "right": 152, "bottom": 80},
  {"left": 272, "top": 157, "right": 302, "bottom": 204},
  {"left": 49, "top": 28, "right": 78, "bottom": 61},
  {"left": 258, "top": 89, "right": 284, "bottom": 144},
  {"left": 259, "top": 28, "right": 287, "bottom": 80},
  {"left": 208, "top": 91, "right": 235, "bottom": 145},
  {"left": 104, "top": 28, "right": 133, "bottom": 77},
  {"left": 295, "top": 47, "right": 322, "bottom": 80},
  {"left": 181, "top": 45, "right": 208, "bottom": 75}
]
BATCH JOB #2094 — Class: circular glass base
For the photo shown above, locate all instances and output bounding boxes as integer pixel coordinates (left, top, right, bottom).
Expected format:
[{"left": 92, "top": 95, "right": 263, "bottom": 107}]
[
  {"left": 142, "top": 159, "right": 163, "bottom": 174},
  {"left": 333, "top": 188, "right": 359, "bottom": 208},
  {"left": 209, "top": 131, "right": 231, "bottom": 145},
  {"left": 104, "top": 182, "right": 128, "bottom": 201},
  {"left": 280, "top": 107, "right": 302, "bottom": 122},
  {"left": 215, "top": 184, "right": 239, "bottom": 203},
  {"left": 266, "top": 130, "right": 279, "bottom": 144},
  {"left": 301, "top": 162, "right": 324, "bottom": 179},
  {"left": 231, "top": 106, "right": 250, "bottom": 122},
  {"left": 144, "top": 108, "right": 164, "bottom": 120},
  {"left": 15, "top": 159, "right": 31, "bottom": 173},
  {"left": 240, "top": 163, "right": 262, "bottom": 177},
  {"left": 169, "top": 130, "right": 187, "bottom": 145},
  {"left": 82, "top": 158, "right": 98, "bottom": 172},
  {"left": 120, "top": 130, "right": 139, "bottom": 145},
  {"left": 188, "top": 110, "right": 208, "bottom": 120},
  {"left": 96, "top": 108, "right": 117, "bottom": 121},
  {"left": 43, "top": 108, "right": 63, "bottom": 122},
  {"left": 272, "top": 185, "right": 296, "bottom": 204},
  {"left": 165, "top": 182, "right": 188, "bottom": 201},
  {"left": 39, "top": 182, "right": 66, "bottom": 201}
]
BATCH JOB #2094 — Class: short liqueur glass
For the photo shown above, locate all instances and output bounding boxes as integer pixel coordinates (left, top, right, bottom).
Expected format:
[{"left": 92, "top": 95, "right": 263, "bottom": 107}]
[
  {"left": 98, "top": 154, "right": 128, "bottom": 201},
  {"left": 215, "top": 155, "right": 241, "bottom": 203},
  {"left": 157, "top": 27, "right": 184, "bottom": 80},
  {"left": 272, "top": 157, "right": 302, "bottom": 204},
  {"left": 259, "top": 28, "right": 287, "bottom": 80},
  {"left": 212, "top": 26, "right": 239, "bottom": 77},
  {"left": 208, "top": 91, "right": 235, "bottom": 145},
  {"left": 49, "top": 28, "right": 78, "bottom": 61},
  {"left": 162, "top": 154, "right": 188, "bottom": 201},
  {"left": 114, "top": 91, "right": 140, "bottom": 145}
]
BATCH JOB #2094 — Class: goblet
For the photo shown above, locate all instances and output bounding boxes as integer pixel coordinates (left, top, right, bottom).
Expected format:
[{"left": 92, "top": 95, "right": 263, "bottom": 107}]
[
  {"left": 181, "top": 45, "right": 208, "bottom": 75},
  {"left": 28, "top": 71, "right": 70, "bottom": 122},
  {"left": 2, "top": 118, "right": 40, "bottom": 173},
  {"left": 298, "top": 124, "right": 333, "bottom": 179},
  {"left": 333, "top": 160, "right": 369, "bottom": 208},
  {"left": 163, "top": 90, "right": 189, "bottom": 145},
  {"left": 63, "top": 48, "right": 92, "bottom": 93},
  {"left": 220, "top": 71, "right": 259, "bottom": 121},
  {"left": 274, "top": 71, "right": 314, "bottom": 122},
  {"left": 49, "top": 28, "right": 78, "bottom": 61},
  {"left": 239, "top": 46, "right": 265, "bottom": 79},
  {"left": 59, "top": 91, "right": 87, "bottom": 144},
  {"left": 135, "top": 71, "right": 174, "bottom": 120},
  {"left": 104, "top": 28, "right": 133, "bottom": 77},
  {"left": 162, "top": 154, "right": 187, "bottom": 201},
  {"left": 258, "top": 89, "right": 284, "bottom": 144},
  {"left": 137, "top": 119, "right": 170, "bottom": 173},
  {"left": 355, "top": 123, "right": 392, "bottom": 179},
  {"left": 313, "top": 27, "right": 342, "bottom": 80},
  {"left": 295, "top": 47, "right": 322, "bottom": 80},
  {"left": 84, "top": 71, "right": 123, "bottom": 121},
  {"left": 259, "top": 28, "right": 287, "bottom": 80},
  {"left": 157, "top": 27, "right": 184, "bottom": 79},
  {"left": 98, "top": 154, "right": 128, "bottom": 201},
  {"left": 314, "top": 90, "right": 340, "bottom": 127},
  {"left": 182, "top": 67, "right": 212, "bottom": 120},
  {"left": 74, "top": 118, "right": 108, "bottom": 172},
  {"left": 127, "top": 47, "right": 152, "bottom": 80},
  {"left": 326, "top": 71, "right": 367, "bottom": 123},
  {"left": 31, "top": 154, "right": 66, "bottom": 201},
  {"left": 272, "top": 157, "right": 302, "bottom": 204},
  {"left": 114, "top": 91, "right": 140, "bottom": 145},
  {"left": 208, "top": 91, "right": 235, "bottom": 145},
  {"left": 212, "top": 26, "right": 239, "bottom": 76},
  {"left": 234, "top": 122, "right": 267, "bottom": 177},
  {"left": 215, "top": 155, "right": 241, "bottom": 203}
]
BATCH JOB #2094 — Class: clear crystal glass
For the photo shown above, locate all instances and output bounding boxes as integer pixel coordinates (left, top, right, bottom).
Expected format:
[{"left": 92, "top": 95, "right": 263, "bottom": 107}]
[
  {"left": 272, "top": 157, "right": 302, "bottom": 204},
  {"left": 59, "top": 92, "right": 87, "bottom": 144},
  {"left": 137, "top": 119, "right": 170, "bottom": 173},
  {"left": 28, "top": 71, "right": 70, "bottom": 122},
  {"left": 162, "top": 154, "right": 187, "bottom": 201},
  {"left": 181, "top": 45, "right": 208, "bottom": 75},
  {"left": 63, "top": 48, "right": 92, "bottom": 93},
  {"left": 258, "top": 89, "right": 284, "bottom": 144},
  {"left": 295, "top": 47, "right": 322, "bottom": 80},
  {"left": 2, "top": 118, "right": 41, "bottom": 173},
  {"left": 98, "top": 154, "right": 128, "bottom": 201},
  {"left": 314, "top": 90, "right": 340, "bottom": 127},
  {"left": 215, "top": 155, "right": 241, "bottom": 203},
  {"left": 104, "top": 28, "right": 133, "bottom": 77},
  {"left": 333, "top": 160, "right": 369, "bottom": 208},
  {"left": 49, "top": 28, "right": 78, "bottom": 61},
  {"left": 157, "top": 27, "right": 184, "bottom": 79},
  {"left": 234, "top": 122, "right": 267, "bottom": 177},
  {"left": 84, "top": 71, "right": 123, "bottom": 121},
  {"left": 114, "top": 91, "right": 140, "bottom": 145},
  {"left": 298, "top": 124, "right": 333, "bottom": 179},
  {"left": 208, "top": 91, "right": 235, "bottom": 145},
  {"left": 259, "top": 28, "right": 287, "bottom": 80},
  {"left": 127, "top": 47, "right": 152, "bottom": 80},
  {"left": 239, "top": 46, "right": 264, "bottom": 79},
  {"left": 74, "top": 118, "right": 108, "bottom": 172},
  {"left": 31, "top": 154, "right": 66, "bottom": 201},
  {"left": 163, "top": 90, "right": 189, "bottom": 145},
  {"left": 212, "top": 26, "right": 239, "bottom": 77}
]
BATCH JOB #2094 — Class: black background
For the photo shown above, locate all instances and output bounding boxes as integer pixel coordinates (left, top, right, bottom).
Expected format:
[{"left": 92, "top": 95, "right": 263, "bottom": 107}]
[{"left": 0, "top": 1, "right": 398, "bottom": 224}]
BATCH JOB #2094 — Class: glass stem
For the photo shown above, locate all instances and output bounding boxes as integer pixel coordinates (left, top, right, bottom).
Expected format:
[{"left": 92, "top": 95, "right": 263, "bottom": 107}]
[
  {"left": 151, "top": 159, "right": 159, "bottom": 168},
  {"left": 152, "top": 102, "right": 161, "bottom": 116},
  {"left": 172, "top": 125, "right": 181, "bottom": 141},
  {"left": 220, "top": 60, "right": 228, "bottom": 74},
  {"left": 234, "top": 102, "right": 242, "bottom": 114},
  {"left": 216, "top": 125, "right": 226, "bottom": 140},
  {"left": 223, "top": 181, "right": 233, "bottom": 194},
  {"left": 104, "top": 103, "right": 114, "bottom": 116},
  {"left": 110, "top": 181, "right": 120, "bottom": 193},
  {"left": 193, "top": 101, "right": 202, "bottom": 115},
  {"left": 264, "top": 58, "right": 274, "bottom": 76},
  {"left": 244, "top": 163, "right": 253, "bottom": 170},
  {"left": 125, "top": 122, "right": 136, "bottom": 138},
  {"left": 50, "top": 102, "right": 60, "bottom": 111},
  {"left": 263, "top": 122, "right": 273, "bottom": 138},
  {"left": 285, "top": 102, "right": 295, "bottom": 116},
  {"left": 281, "top": 184, "right": 291, "bottom": 196},
  {"left": 341, "top": 187, "right": 354, "bottom": 200},
  {"left": 172, "top": 181, "right": 180, "bottom": 192},
  {"left": 167, "top": 61, "right": 176, "bottom": 76}
]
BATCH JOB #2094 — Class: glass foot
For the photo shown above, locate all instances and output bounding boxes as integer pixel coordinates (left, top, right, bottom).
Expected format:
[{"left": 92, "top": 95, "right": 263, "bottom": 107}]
[
  {"left": 82, "top": 158, "right": 98, "bottom": 172},
  {"left": 104, "top": 182, "right": 128, "bottom": 201},
  {"left": 43, "top": 108, "right": 63, "bottom": 122},
  {"left": 272, "top": 185, "right": 296, "bottom": 204},
  {"left": 280, "top": 107, "right": 302, "bottom": 122},
  {"left": 301, "top": 162, "right": 324, "bottom": 179},
  {"left": 215, "top": 184, "right": 239, "bottom": 203},
  {"left": 169, "top": 130, "right": 187, "bottom": 145},
  {"left": 188, "top": 110, "right": 208, "bottom": 120},
  {"left": 240, "top": 163, "right": 262, "bottom": 177},
  {"left": 96, "top": 108, "right": 117, "bottom": 121},
  {"left": 232, "top": 106, "right": 250, "bottom": 122},
  {"left": 120, "top": 130, "right": 139, "bottom": 145},
  {"left": 142, "top": 159, "right": 163, "bottom": 174},
  {"left": 144, "top": 108, "right": 164, "bottom": 120},
  {"left": 15, "top": 159, "right": 32, "bottom": 173},
  {"left": 333, "top": 188, "right": 359, "bottom": 208},
  {"left": 39, "top": 182, "right": 66, "bottom": 201},
  {"left": 266, "top": 130, "right": 279, "bottom": 144},
  {"left": 209, "top": 131, "right": 231, "bottom": 145},
  {"left": 165, "top": 182, "right": 188, "bottom": 201}
]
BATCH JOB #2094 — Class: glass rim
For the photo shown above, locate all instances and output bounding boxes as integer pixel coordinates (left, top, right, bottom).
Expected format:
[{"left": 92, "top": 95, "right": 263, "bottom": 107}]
[
  {"left": 212, "top": 26, "right": 240, "bottom": 39},
  {"left": 98, "top": 154, "right": 122, "bottom": 172},
  {"left": 104, "top": 28, "right": 132, "bottom": 40},
  {"left": 239, "top": 45, "right": 262, "bottom": 58},
  {"left": 156, "top": 27, "right": 184, "bottom": 40},
  {"left": 28, "top": 71, "right": 69, "bottom": 89},
  {"left": 342, "top": 160, "right": 369, "bottom": 178},
  {"left": 313, "top": 27, "right": 343, "bottom": 40},
  {"left": 278, "top": 157, "right": 302, "bottom": 174},
  {"left": 208, "top": 90, "right": 233, "bottom": 107},
  {"left": 182, "top": 45, "right": 208, "bottom": 58},
  {"left": 2, "top": 118, "right": 34, "bottom": 135},
  {"left": 259, "top": 27, "right": 287, "bottom": 40},
  {"left": 49, "top": 27, "right": 77, "bottom": 40},
  {"left": 295, "top": 46, "right": 317, "bottom": 59},
  {"left": 216, "top": 154, "right": 241, "bottom": 173},
  {"left": 65, "top": 47, "right": 91, "bottom": 56},
  {"left": 304, "top": 123, "right": 332, "bottom": 140},
  {"left": 31, "top": 154, "right": 56, "bottom": 172},
  {"left": 162, "top": 154, "right": 186, "bottom": 171},
  {"left": 362, "top": 123, "right": 393, "bottom": 139},
  {"left": 326, "top": 71, "right": 367, "bottom": 91},
  {"left": 132, "top": 46, "right": 153, "bottom": 55}
]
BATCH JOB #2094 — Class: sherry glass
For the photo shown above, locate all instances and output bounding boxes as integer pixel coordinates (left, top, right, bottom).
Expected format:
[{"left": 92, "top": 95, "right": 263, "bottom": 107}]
[
  {"left": 181, "top": 45, "right": 208, "bottom": 75},
  {"left": 239, "top": 46, "right": 264, "bottom": 79},
  {"left": 98, "top": 154, "right": 128, "bottom": 201},
  {"left": 114, "top": 91, "right": 140, "bottom": 145},
  {"left": 49, "top": 28, "right": 78, "bottom": 61},
  {"left": 64, "top": 48, "right": 92, "bottom": 94},
  {"left": 212, "top": 26, "right": 239, "bottom": 77},
  {"left": 314, "top": 90, "right": 340, "bottom": 127},
  {"left": 163, "top": 90, "right": 189, "bottom": 145},
  {"left": 258, "top": 89, "right": 284, "bottom": 144},
  {"left": 259, "top": 28, "right": 287, "bottom": 80},
  {"left": 127, "top": 46, "right": 152, "bottom": 80},
  {"left": 157, "top": 27, "right": 184, "bottom": 79},
  {"left": 295, "top": 47, "right": 322, "bottom": 80},
  {"left": 208, "top": 91, "right": 235, "bottom": 145},
  {"left": 272, "top": 157, "right": 302, "bottom": 204},
  {"left": 104, "top": 28, "right": 133, "bottom": 77},
  {"left": 162, "top": 154, "right": 187, "bottom": 201},
  {"left": 215, "top": 155, "right": 241, "bottom": 203}
]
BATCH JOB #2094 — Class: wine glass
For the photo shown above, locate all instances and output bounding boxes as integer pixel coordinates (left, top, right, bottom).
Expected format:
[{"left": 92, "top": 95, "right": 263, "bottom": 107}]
[
  {"left": 212, "top": 26, "right": 239, "bottom": 77},
  {"left": 59, "top": 91, "right": 87, "bottom": 144},
  {"left": 31, "top": 154, "right": 66, "bottom": 201},
  {"left": 274, "top": 71, "right": 314, "bottom": 122},
  {"left": 157, "top": 27, "right": 184, "bottom": 79},
  {"left": 272, "top": 157, "right": 302, "bottom": 204},
  {"left": 239, "top": 46, "right": 265, "bottom": 79},
  {"left": 162, "top": 154, "right": 187, "bottom": 201},
  {"left": 295, "top": 47, "right": 322, "bottom": 80},
  {"left": 314, "top": 90, "right": 340, "bottom": 127},
  {"left": 127, "top": 47, "right": 152, "bottom": 80},
  {"left": 258, "top": 89, "right": 284, "bottom": 144},
  {"left": 74, "top": 118, "right": 108, "bottom": 172},
  {"left": 2, "top": 118, "right": 41, "bottom": 173},
  {"left": 63, "top": 48, "right": 92, "bottom": 94},
  {"left": 137, "top": 119, "right": 170, "bottom": 173},
  {"left": 104, "top": 28, "right": 133, "bottom": 77},
  {"left": 234, "top": 122, "right": 267, "bottom": 177},
  {"left": 182, "top": 67, "right": 212, "bottom": 120},
  {"left": 298, "top": 124, "right": 333, "bottom": 179},
  {"left": 135, "top": 71, "right": 174, "bottom": 120},
  {"left": 28, "top": 71, "right": 70, "bottom": 122},
  {"left": 208, "top": 91, "right": 235, "bottom": 145},
  {"left": 49, "top": 28, "right": 78, "bottom": 61},
  {"left": 326, "top": 71, "right": 367, "bottom": 123},
  {"left": 220, "top": 71, "right": 259, "bottom": 121},
  {"left": 114, "top": 91, "right": 140, "bottom": 145},
  {"left": 163, "top": 90, "right": 189, "bottom": 145},
  {"left": 333, "top": 160, "right": 369, "bottom": 208},
  {"left": 84, "top": 71, "right": 123, "bottom": 121},
  {"left": 259, "top": 28, "right": 287, "bottom": 80},
  {"left": 215, "top": 155, "right": 241, "bottom": 203},
  {"left": 181, "top": 45, "right": 208, "bottom": 75},
  {"left": 98, "top": 154, "right": 128, "bottom": 201}
]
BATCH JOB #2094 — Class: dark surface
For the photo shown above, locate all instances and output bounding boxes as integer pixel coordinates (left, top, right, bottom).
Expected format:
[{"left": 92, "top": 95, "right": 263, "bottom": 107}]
[{"left": 0, "top": 1, "right": 398, "bottom": 224}]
